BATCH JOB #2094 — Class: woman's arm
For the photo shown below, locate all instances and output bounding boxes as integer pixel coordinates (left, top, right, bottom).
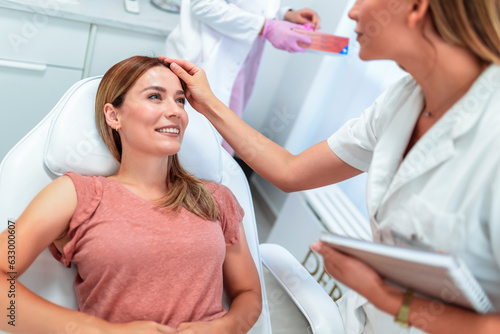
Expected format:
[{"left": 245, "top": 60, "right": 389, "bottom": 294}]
[
  {"left": 162, "top": 58, "right": 363, "bottom": 192},
  {"left": 312, "top": 242, "right": 500, "bottom": 334},
  {"left": 177, "top": 222, "right": 262, "bottom": 334},
  {"left": 219, "top": 222, "right": 262, "bottom": 332},
  {"left": 0, "top": 176, "right": 175, "bottom": 334},
  {"left": 0, "top": 176, "right": 106, "bottom": 333}
]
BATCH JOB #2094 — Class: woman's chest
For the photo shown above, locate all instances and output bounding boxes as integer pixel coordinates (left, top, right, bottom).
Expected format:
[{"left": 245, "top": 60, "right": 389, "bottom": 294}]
[{"left": 72, "top": 207, "right": 226, "bottom": 277}]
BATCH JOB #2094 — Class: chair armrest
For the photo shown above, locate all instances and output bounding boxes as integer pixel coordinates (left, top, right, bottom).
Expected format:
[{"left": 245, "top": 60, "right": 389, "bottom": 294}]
[{"left": 259, "top": 243, "right": 345, "bottom": 334}]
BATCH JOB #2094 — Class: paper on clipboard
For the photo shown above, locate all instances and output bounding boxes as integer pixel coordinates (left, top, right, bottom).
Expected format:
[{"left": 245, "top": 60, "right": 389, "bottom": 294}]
[{"left": 319, "top": 231, "right": 495, "bottom": 314}]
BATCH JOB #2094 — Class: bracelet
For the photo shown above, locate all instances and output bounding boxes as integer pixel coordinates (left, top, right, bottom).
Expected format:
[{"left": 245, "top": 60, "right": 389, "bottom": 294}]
[{"left": 395, "top": 289, "right": 413, "bottom": 327}]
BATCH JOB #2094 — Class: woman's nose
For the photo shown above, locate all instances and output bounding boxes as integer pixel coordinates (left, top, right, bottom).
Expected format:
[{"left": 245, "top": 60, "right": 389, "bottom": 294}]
[
  {"left": 348, "top": 0, "right": 360, "bottom": 21},
  {"left": 164, "top": 100, "right": 183, "bottom": 118}
]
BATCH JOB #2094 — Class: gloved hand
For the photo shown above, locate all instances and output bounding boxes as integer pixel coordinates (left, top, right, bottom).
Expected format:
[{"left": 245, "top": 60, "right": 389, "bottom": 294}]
[{"left": 260, "top": 18, "right": 312, "bottom": 53}]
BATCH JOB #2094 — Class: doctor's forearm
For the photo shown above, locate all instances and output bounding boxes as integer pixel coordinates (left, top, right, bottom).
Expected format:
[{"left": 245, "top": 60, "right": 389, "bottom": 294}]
[
  {"left": 201, "top": 98, "right": 361, "bottom": 191},
  {"left": 201, "top": 98, "right": 299, "bottom": 191}
]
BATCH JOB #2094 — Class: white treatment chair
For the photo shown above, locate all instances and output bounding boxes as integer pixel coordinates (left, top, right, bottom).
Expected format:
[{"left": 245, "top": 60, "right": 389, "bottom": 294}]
[{"left": 0, "top": 76, "right": 344, "bottom": 334}]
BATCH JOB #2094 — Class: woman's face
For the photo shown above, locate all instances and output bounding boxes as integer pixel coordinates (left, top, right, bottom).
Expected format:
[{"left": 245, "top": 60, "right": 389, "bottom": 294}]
[
  {"left": 348, "top": 0, "right": 410, "bottom": 61},
  {"left": 114, "top": 66, "right": 188, "bottom": 158}
]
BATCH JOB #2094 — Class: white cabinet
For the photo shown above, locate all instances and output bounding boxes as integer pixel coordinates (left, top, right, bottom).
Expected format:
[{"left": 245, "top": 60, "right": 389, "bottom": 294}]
[
  {"left": 0, "top": 6, "right": 90, "bottom": 160},
  {"left": 87, "top": 25, "right": 166, "bottom": 77},
  {"left": 0, "top": 64, "right": 83, "bottom": 160},
  {"left": 0, "top": 5, "right": 171, "bottom": 161}
]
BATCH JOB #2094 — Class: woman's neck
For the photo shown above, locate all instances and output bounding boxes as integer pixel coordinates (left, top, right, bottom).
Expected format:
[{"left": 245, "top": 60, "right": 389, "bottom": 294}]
[
  {"left": 111, "top": 151, "right": 170, "bottom": 199},
  {"left": 400, "top": 30, "right": 486, "bottom": 117}
]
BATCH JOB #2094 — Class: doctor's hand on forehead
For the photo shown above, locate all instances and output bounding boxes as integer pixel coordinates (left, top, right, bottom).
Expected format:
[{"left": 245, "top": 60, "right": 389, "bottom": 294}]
[{"left": 158, "top": 57, "right": 217, "bottom": 114}]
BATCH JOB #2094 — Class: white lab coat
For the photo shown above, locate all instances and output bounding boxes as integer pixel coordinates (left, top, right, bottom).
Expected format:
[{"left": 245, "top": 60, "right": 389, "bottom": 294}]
[
  {"left": 328, "top": 64, "right": 500, "bottom": 333},
  {"left": 165, "top": 0, "right": 288, "bottom": 109}
]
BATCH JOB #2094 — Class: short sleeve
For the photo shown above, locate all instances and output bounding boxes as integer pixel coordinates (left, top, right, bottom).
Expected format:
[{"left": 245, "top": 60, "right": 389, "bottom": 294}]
[
  {"left": 207, "top": 182, "right": 244, "bottom": 246},
  {"left": 327, "top": 109, "right": 379, "bottom": 172},
  {"left": 327, "top": 74, "right": 417, "bottom": 172},
  {"left": 49, "top": 172, "right": 103, "bottom": 267}
]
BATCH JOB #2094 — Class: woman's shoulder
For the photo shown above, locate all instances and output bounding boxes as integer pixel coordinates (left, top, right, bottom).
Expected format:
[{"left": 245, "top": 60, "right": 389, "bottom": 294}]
[
  {"left": 62, "top": 172, "right": 104, "bottom": 200},
  {"left": 201, "top": 181, "right": 241, "bottom": 206},
  {"left": 201, "top": 180, "right": 231, "bottom": 196},
  {"left": 202, "top": 180, "right": 244, "bottom": 227},
  {"left": 41, "top": 174, "right": 79, "bottom": 200},
  {"left": 63, "top": 171, "right": 98, "bottom": 183}
]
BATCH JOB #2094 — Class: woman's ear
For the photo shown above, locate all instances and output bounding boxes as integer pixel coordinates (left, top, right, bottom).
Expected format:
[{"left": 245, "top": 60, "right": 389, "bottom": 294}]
[
  {"left": 103, "top": 103, "right": 120, "bottom": 130},
  {"left": 407, "top": 0, "right": 430, "bottom": 28}
]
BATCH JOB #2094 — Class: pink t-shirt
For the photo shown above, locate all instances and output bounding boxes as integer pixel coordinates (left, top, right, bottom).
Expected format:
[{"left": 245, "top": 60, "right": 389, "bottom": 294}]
[{"left": 50, "top": 172, "right": 243, "bottom": 327}]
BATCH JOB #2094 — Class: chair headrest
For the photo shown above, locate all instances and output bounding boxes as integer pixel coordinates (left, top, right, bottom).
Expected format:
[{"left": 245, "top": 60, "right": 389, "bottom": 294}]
[{"left": 44, "top": 76, "right": 222, "bottom": 182}]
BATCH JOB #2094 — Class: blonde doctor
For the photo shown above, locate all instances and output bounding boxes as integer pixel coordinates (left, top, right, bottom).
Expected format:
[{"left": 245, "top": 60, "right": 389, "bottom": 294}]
[{"left": 164, "top": 0, "right": 320, "bottom": 155}]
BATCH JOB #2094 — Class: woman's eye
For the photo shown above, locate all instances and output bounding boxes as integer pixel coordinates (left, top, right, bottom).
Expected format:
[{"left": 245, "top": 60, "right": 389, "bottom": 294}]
[
  {"left": 177, "top": 97, "right": 186, "bottom": 105},
  {"left": 149, "top": 93, "right": 161, "bottom": 100}
]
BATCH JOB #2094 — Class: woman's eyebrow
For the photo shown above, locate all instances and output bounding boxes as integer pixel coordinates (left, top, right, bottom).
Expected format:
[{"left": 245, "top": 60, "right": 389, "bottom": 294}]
[
  {"left": 141, "top": 86, "right": 166, "bottom": 93},
  {"left": 141, "top": 87, "right": 184, "bottom": 96}
]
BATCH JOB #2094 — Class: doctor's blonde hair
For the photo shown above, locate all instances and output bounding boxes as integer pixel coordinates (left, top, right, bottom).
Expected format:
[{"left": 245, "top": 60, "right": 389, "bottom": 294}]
[
  {"left": 95, "top": 56, "right": 219, "bottom": 221},
  {"left": 429, "top": 0, "right": 500, "bottom": 64}
]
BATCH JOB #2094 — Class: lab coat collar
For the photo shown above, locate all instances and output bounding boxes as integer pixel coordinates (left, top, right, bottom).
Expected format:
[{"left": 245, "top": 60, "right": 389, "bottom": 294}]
[
  {"left": 366, "top": 81, "right": 423, "bottom": 218},
  {"left": 449, "top": 64, "right": 500, "bottom": 138},
  {"left": 369, "top": 64, "right": 500, "bottom": 222}
]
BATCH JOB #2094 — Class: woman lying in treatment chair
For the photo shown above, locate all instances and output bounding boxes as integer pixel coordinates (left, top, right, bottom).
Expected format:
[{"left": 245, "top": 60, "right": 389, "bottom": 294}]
[{"left": 0, "top": 56, "right": 262, "bottom": 334}]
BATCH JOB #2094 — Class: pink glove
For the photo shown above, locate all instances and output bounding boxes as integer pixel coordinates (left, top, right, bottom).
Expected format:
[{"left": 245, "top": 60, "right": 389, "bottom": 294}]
[
  {"left": 303, "top": 23, "right": 315, "bottom": 31},
  {"left": 261, "top": 18, "right": 312, "bottom": 53}
]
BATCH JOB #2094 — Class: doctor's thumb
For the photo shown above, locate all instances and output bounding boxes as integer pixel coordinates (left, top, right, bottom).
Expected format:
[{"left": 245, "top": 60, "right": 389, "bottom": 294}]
[
  {"left": 169, "top": 62, "right": 190, "bottom": 82},
  {"left": 311, "top": 241, "right": 335, "bottom": 261},
  {"left": 311, "top": 242, "right": 322, "bottom": 253}
]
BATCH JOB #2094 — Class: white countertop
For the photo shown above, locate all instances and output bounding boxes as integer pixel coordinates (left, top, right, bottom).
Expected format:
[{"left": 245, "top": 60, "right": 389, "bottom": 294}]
[{"left": 0, "top": 0, "right": 179, "bottom": 36}]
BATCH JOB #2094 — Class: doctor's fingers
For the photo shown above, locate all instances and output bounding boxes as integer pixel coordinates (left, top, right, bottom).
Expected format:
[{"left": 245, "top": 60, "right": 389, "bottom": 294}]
[
  {"left": 161, "top": 58, "right": 209, "bottom": 89},
  {"left": 288, "top": 33, "right": 311, "bottom": 53},
  {"left": 299, "top": 8, "right": 321, "bottom": 31},
  {"left": 168, "top": 61, "right": 213, "bottom": 95},
  {"left": 160, "top": 57, "right": 204, "bottom": 77},
  {"left": 164, "top": 60, "right": 219, "bottom": 113},
  {"left": 311, "top": 242, "right": 383, "bottom": 295},
  {"left": 311, "top": 241, "right": 346, "bottom": 275},
  {"left": 288, "top": 8, "right": 321, "bottom": 30}
]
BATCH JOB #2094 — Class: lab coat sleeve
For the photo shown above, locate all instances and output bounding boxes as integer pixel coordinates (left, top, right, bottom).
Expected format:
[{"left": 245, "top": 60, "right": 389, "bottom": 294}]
[
  {"left": 190, "top": 0, "right": 265, "bottom": 42},
  {"left": 327, "top": 74, "right": 415, "bottom": 172},
  {"left": 277, "top": 6, "right": 292, "bottom": 20},
  {"left": 326, "top": 94, "right": 385, "bottom": 172}
]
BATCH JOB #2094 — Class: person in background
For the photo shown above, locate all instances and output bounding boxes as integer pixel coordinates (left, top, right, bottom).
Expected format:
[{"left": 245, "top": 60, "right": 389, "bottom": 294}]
[
  {"left": 0, "top": 56, "right": 261, "bottom": 334},
  {"left": 161, "top": 0, "right": 500, "bottom": 332},
  {"left": 164, "top": 0, "right": 320, "bottom": 155}
]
